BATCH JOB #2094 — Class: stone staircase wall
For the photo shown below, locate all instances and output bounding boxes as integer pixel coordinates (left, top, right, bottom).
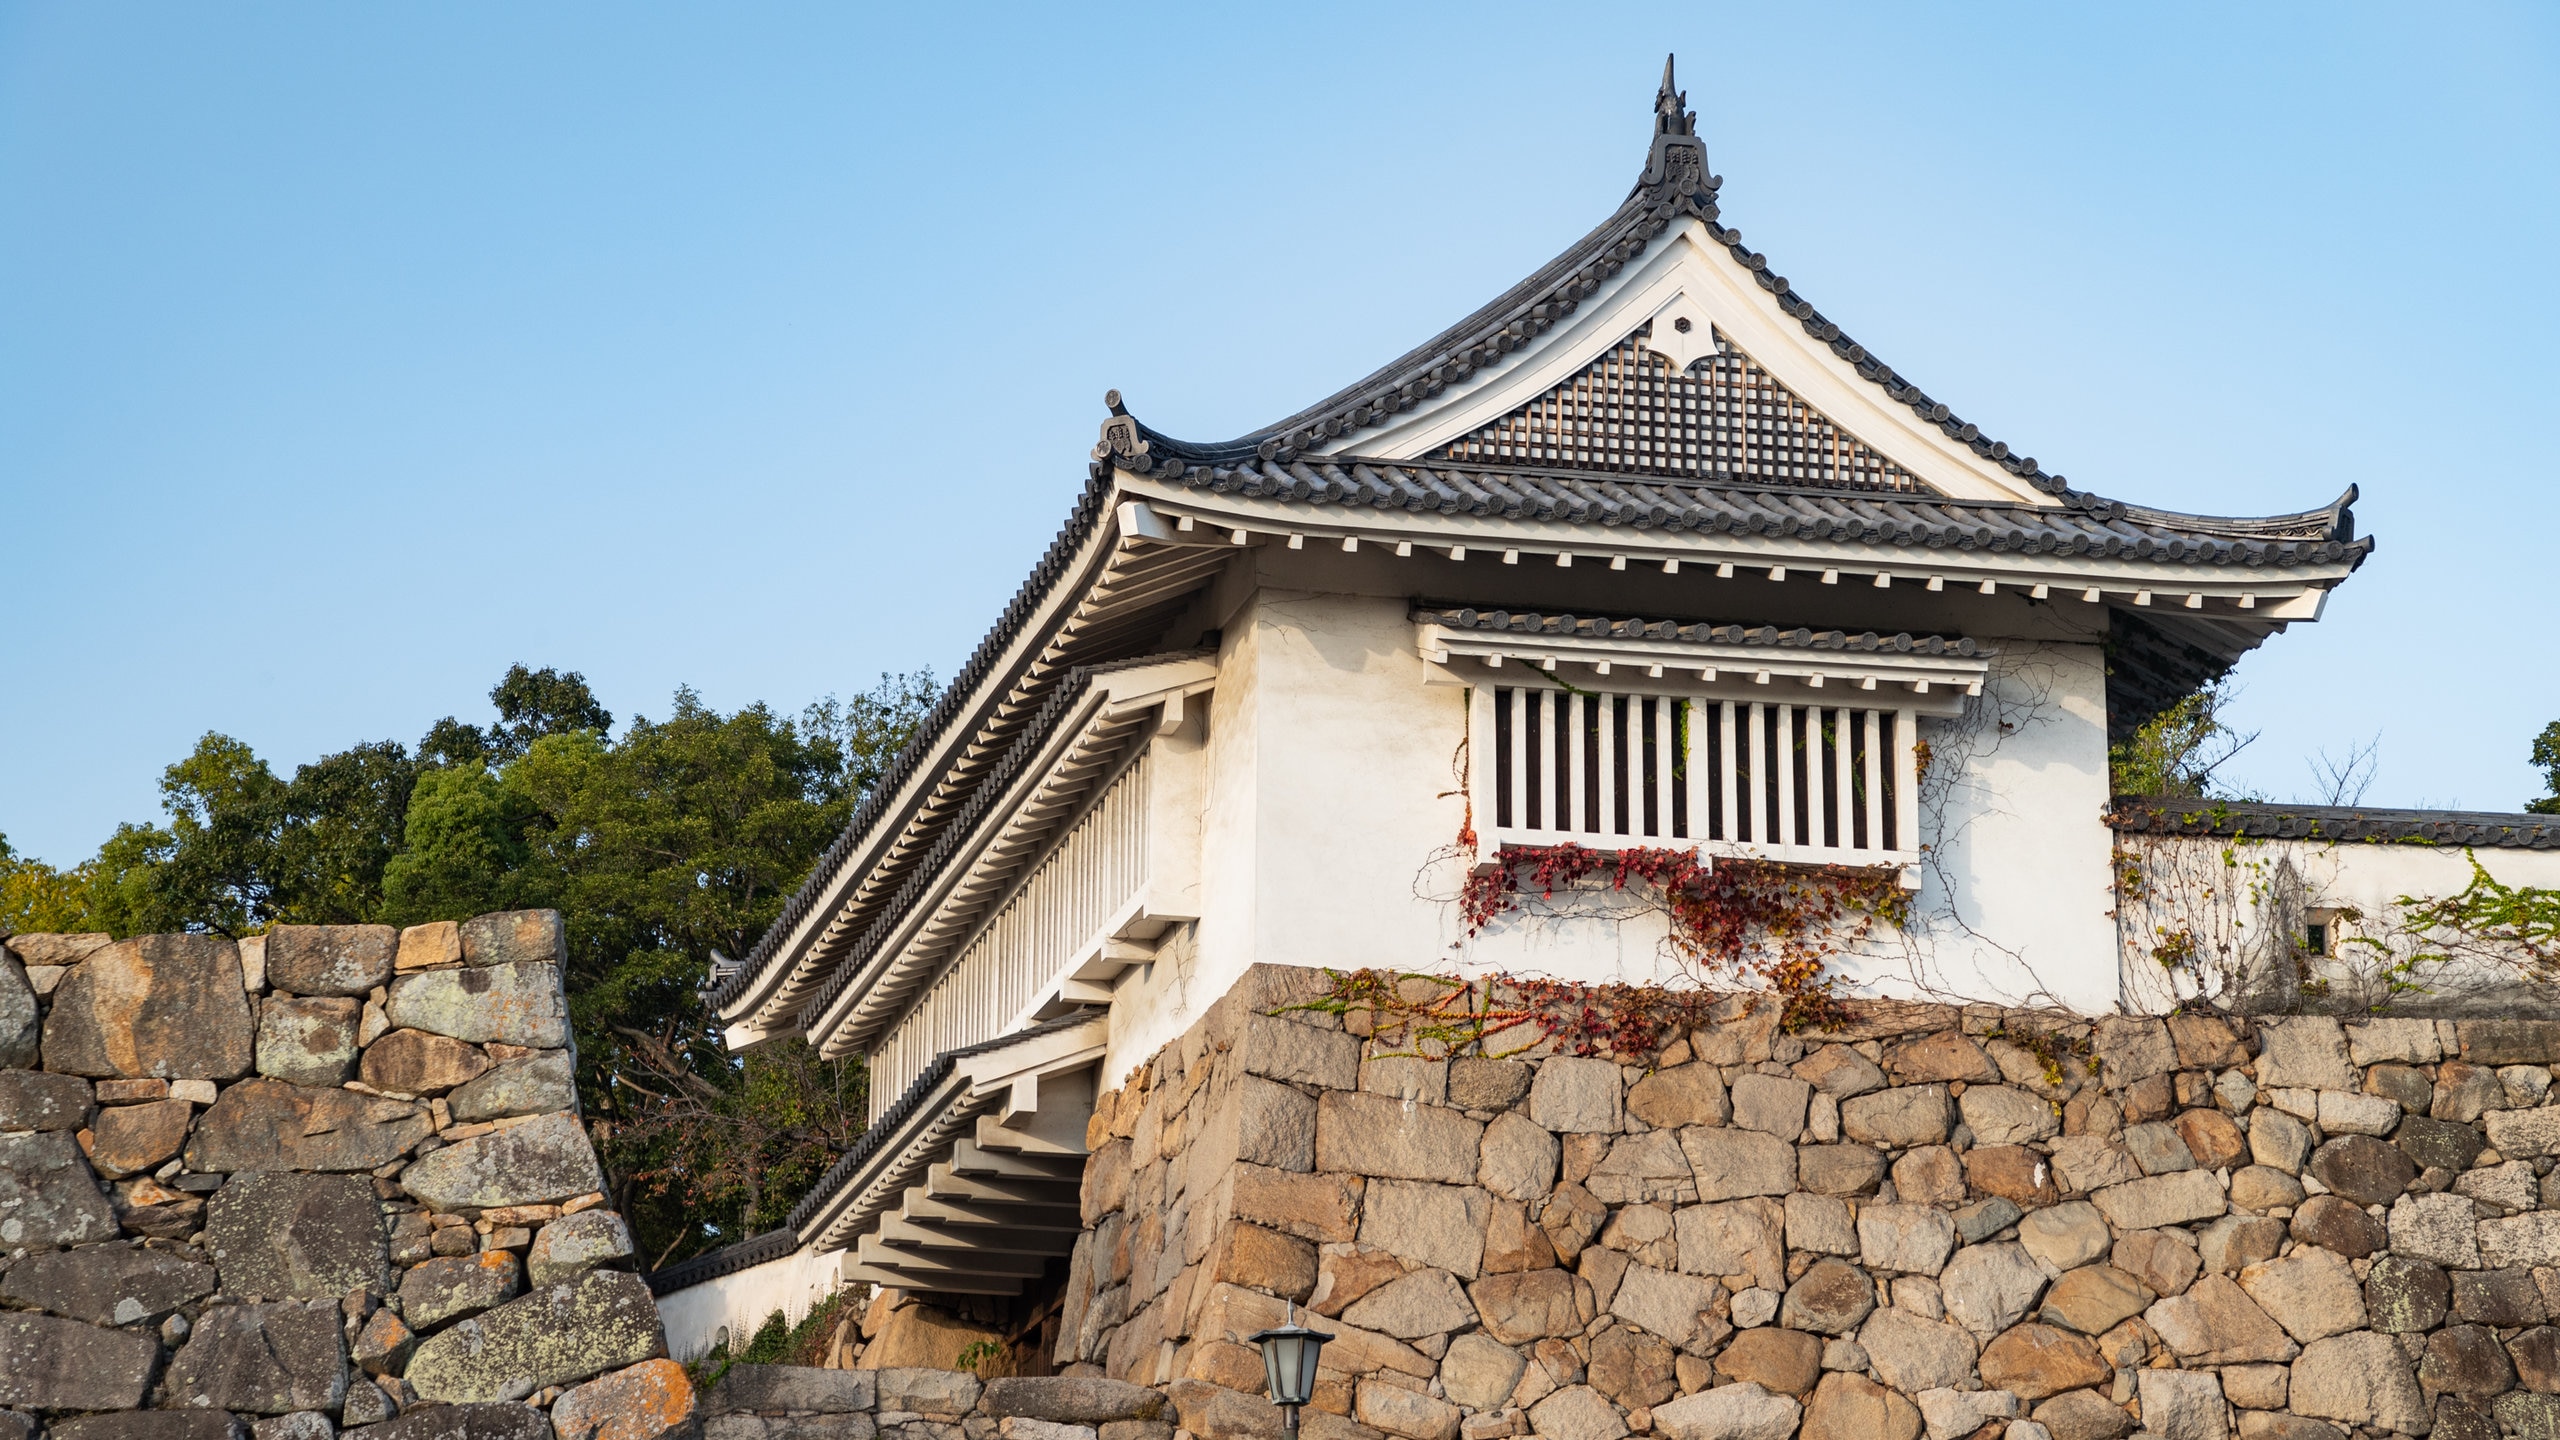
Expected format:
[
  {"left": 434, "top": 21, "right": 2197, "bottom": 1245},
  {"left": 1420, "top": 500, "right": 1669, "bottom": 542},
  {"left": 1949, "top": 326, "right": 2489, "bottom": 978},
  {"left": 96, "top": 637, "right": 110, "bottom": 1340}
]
[
  {"left": 0, "top": 914, "right": 674, "bottom": 1439},
  {"left": 1064, "top": 964, "right": 2560, "bottom": 1440}
]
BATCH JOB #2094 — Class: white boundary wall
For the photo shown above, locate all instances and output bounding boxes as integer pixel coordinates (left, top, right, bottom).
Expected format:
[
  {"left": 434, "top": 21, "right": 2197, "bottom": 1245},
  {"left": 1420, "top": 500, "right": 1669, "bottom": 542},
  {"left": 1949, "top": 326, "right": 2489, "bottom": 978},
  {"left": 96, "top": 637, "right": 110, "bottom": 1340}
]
[
  {"left": 2118, "top": 831, "right": 2560, "bottom": 1013},
  {"left": 656, "top": 1245, "right": 844, "bottom": 1362}
]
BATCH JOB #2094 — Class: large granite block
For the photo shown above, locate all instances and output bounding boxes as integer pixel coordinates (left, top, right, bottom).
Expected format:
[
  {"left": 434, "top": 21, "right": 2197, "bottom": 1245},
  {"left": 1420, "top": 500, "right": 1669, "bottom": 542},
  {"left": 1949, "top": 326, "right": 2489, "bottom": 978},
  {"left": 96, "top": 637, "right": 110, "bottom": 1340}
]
[{"left": 42, "top": 935, "right": 253, "bottom": 1079}]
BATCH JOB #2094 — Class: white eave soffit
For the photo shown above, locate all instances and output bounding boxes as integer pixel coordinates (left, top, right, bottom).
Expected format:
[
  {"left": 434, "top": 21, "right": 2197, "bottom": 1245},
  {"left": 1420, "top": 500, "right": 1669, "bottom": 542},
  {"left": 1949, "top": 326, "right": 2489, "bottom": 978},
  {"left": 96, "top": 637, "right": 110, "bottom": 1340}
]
[{"left": 1324, "top": 218, "right": 2048, "bottom": 507}]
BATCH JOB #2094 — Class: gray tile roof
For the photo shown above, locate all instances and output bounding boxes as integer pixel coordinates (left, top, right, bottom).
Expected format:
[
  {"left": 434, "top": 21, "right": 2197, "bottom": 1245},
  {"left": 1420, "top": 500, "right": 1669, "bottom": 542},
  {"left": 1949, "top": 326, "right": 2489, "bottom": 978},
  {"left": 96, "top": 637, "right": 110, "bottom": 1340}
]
[
  {"left": 1418, "top": 605, "right": 1991, "bottom": 657},
  {"left": 1142, "top": 457, "right": 2364, "bottom": 571},
  {"left": 2107, "top": 799, "right": 2560, "bottom": 851},
  {"left": 719, "top": 61, "right": 2376, "bottom": 1031},
  {"left": 653, "top": 1006, "right": 1111, "bottom": 1297},
  {"left": 643, "top": 1226, "right": 792, "bottom": 1296}
]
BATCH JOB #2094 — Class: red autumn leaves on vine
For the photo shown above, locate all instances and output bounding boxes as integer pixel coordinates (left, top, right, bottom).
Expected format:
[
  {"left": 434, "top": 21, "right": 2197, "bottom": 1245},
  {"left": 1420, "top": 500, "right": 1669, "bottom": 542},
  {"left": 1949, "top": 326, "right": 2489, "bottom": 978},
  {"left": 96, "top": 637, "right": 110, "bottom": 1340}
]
[{"left": 1459, "top": 842, "right": 1908, "bottom": 1032}]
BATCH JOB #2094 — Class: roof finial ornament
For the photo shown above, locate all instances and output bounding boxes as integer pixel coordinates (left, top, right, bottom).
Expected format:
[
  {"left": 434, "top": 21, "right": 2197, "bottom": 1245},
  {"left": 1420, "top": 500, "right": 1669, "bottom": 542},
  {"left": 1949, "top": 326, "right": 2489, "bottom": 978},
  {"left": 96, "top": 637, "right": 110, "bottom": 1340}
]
[
  {"left": 1655, "top": 54, "right": 1693, "bottom": 137},
  {"left": 1637, "top": 53, "right": 1718, "bottom": 216}
]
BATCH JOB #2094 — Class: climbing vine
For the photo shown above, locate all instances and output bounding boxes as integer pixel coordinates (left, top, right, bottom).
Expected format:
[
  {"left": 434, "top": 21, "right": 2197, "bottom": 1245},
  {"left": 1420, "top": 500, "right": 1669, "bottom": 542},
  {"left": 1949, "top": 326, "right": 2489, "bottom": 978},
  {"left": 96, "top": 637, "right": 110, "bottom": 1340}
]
[
  {"left": 1456, "top": 841, "right": 1908, "bottom": 1032},
  {"left": 1897, "top": 649, "right": 2073, "bottom": 1006},
  {"left": 1413, "top": 680, "right": 1920, "bottom": 1034},
  {"left": 2340, "top": 854, "right": 2560, "bottom": 999},
  {"left": 2115, "top": 823, "right": 2560, "bottom": 1013},
  {"left": 2111, "top": 826, "right": 2294, "bottom": 1010}
]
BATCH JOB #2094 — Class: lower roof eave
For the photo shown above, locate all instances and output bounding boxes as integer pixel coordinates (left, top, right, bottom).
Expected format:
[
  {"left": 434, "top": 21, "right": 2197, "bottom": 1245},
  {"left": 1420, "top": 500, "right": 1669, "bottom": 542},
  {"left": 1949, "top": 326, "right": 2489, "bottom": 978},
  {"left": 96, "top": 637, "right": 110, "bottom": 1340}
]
[
  {"left": 1118, "top": 486, "right": 2360, "bottom": 616},
  {"left": 789, "top": 1013, "right": 1108, "bottom": 1255},
  {"left": 797, "top": 654, "right": 1213, "bottom": 1059}
]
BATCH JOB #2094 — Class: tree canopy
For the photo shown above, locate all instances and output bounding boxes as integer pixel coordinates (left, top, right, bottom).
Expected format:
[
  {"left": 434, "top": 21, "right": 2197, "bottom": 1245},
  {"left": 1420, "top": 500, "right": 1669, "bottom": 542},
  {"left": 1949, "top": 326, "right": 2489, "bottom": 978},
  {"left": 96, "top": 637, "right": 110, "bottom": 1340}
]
[
  {"left": 2531, "top": 721, "right": 2560, "bottom": 815},
  {"left": 1, "top": 663, "right": 937, "bottom": 1269},
  {"left": 2106, "top": 679, "right": 2259, "bottom": 799}
]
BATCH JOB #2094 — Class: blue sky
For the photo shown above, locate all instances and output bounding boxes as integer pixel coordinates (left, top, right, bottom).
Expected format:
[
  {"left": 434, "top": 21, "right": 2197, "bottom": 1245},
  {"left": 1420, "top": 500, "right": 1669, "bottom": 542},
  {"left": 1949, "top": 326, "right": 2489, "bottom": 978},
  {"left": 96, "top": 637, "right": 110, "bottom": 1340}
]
[{"left": 3, "top": 4, "right": 2555, "bottom": 864}]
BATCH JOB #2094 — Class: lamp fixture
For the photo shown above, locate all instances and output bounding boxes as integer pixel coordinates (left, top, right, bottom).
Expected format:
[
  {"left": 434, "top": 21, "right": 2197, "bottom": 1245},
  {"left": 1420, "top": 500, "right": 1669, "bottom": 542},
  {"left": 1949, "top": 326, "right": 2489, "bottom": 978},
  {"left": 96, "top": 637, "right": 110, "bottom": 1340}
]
[{"left": 1250, "top": 1302, "right": 1335, "bottom": 1439}]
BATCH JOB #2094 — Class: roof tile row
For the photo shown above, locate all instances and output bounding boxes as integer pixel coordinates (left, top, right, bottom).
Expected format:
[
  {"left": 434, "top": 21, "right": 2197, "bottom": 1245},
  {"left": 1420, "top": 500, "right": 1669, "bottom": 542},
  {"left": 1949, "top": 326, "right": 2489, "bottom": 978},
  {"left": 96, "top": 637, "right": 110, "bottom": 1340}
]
[
  {"left": 1419, "top": 605, "right": 1989, "bottom": 656},
  {"left": 1148, "top": 457, "right": 2363, "bottom": 570},
  {"left": 710, "top": 472, "right": 1116, "bottom": 1015},
  {"left": 2107, "top": 799, "right": 2560, "bottom": 851}
]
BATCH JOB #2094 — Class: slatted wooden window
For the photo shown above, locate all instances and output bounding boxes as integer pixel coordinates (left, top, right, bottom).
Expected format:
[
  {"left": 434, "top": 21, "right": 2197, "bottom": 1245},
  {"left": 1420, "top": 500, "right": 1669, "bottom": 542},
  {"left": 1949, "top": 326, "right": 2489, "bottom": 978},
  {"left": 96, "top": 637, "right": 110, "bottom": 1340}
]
[
  {"left": 1441, "top": 331, "right": 1922, "bottom": 492},
  {"left": 1479, "top": 685, "right": 1920, "bottom": 868}
]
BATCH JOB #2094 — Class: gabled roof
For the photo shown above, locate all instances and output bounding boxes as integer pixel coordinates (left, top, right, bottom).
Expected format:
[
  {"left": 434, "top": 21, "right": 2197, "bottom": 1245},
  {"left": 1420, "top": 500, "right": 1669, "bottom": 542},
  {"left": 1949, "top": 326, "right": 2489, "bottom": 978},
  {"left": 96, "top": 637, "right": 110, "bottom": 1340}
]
[{"left": 1098, "top": 58, "right": 2074, "bottom": 504}]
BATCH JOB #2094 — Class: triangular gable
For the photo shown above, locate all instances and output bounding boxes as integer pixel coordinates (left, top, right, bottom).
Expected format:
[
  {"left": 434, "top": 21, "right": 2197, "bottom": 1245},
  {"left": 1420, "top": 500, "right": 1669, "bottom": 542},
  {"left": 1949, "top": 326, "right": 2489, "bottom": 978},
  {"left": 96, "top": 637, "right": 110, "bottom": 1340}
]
[
  {"left": 1318, "top": 219, "right": 2047, "bottom": 505},
  {"left": 1438, "top": 325, "right": 1932, "bottom": 493}
]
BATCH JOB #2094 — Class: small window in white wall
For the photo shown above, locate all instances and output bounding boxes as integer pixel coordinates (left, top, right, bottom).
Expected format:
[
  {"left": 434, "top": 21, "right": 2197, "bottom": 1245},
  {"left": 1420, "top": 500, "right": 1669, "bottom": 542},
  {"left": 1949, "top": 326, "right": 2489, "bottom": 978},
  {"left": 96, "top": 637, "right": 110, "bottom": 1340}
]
[{"left": 2303, "top": 908, "right": 2343, "bottom": 958}]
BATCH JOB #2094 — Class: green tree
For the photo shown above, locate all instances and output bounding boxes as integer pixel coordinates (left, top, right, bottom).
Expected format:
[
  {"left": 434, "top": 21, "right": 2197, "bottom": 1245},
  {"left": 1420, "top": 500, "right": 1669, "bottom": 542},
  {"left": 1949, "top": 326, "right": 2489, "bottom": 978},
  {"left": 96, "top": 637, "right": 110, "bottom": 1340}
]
[
  {"left": 274, "top": 740, "right": 421, "bottom": 923},
  {"left": 385, "top": 667, "right": 936, "bottom": 1263},
  {"left": 379, "top": 763, "right": 537, "bottom": 924},
  {"left": 75, "top": 732, "right": 423, "bottom": 937},
  {"left": 2530, "top": 721, "right": 2560, "bottom": 815},
  {"left": 0, "top": 835, "right": 95, "bottom": 935},
  {"left": 2109, "top": 679, "right": 2259, "bottom": 799},
  {"left": 500, "top": 683, "right": 931, "bottom": 1263},
  {"left": 82, "top": 733, "right": 289, "bottom": 937},
  {"left": 12, "top": 662, "right": 936, "bottom": 1270},
  {"left": 418, "top": 664, "right": 615, "bottom": 769}
]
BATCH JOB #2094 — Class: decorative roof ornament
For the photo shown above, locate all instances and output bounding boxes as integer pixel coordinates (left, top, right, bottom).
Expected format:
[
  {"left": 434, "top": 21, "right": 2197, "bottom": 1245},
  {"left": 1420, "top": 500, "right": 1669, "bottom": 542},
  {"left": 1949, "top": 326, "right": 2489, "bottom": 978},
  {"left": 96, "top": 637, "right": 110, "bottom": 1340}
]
[
  {"left": 1638, "top": 54, "right": 1720, "bottom": 217},
  {"left": 1654, "top": 55, "right": 1692, "bottom": 137},
  {"left": 1093, "top": 388, "right": 1153, "bottom": 469}
]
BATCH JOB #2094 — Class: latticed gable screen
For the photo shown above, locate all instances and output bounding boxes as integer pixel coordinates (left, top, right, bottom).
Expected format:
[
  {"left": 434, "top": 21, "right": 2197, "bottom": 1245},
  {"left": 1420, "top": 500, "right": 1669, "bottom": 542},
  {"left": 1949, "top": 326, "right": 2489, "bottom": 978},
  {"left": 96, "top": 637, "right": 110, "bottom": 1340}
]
[{"left": 1440, "top": 329, "right": 1925, "bottom": 492}]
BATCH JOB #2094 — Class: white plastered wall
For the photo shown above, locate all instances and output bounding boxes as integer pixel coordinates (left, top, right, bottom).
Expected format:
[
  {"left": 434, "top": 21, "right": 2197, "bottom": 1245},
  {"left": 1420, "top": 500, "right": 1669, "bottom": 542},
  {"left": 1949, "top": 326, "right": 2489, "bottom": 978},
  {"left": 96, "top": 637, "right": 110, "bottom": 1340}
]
[
  {"left": 654, "top": 1245, "right": 844, "bottom": 1362},
  {"left": 1104, "top": 580, "right": 2128, "bottom": 1048},
  {"left": 1887, "top": 642, "right": 2119, "bottom": 1013},
  {"left": 1103, "top": 598, "right": 1266, "bottom": 1085}
]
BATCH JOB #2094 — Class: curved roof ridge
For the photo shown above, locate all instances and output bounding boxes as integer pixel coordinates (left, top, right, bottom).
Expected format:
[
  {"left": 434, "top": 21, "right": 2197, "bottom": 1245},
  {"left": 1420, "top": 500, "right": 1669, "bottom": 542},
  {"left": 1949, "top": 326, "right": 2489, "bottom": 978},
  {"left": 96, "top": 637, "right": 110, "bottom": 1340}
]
[{"left": 2110, "top": 486, "right": 2360, "bottom": 542}]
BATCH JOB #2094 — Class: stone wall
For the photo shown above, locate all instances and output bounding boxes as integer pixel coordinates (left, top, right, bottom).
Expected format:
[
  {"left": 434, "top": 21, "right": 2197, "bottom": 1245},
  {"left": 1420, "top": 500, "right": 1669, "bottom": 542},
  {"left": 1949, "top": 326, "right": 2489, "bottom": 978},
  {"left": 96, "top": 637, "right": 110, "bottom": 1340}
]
[
  {"left": 0, "top": 915, "right": 677, "bottom": 1439},
  {"left": 698, "top": 1366, "right": 1168, "bottom": 1440},
  {"left": 1063, "top": 965, "right": 2560, "bottom": 1440}
]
